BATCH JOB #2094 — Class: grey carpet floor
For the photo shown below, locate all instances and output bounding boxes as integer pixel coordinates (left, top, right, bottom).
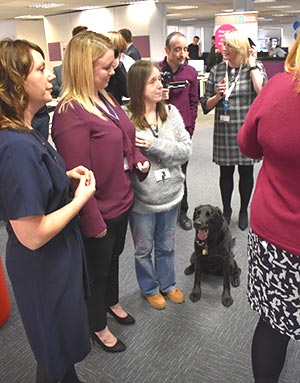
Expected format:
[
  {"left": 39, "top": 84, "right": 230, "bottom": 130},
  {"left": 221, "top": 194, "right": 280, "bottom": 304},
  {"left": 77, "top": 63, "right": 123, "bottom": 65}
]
[{"left": 0, "top": 109, "right": 299, "bottom": 383}]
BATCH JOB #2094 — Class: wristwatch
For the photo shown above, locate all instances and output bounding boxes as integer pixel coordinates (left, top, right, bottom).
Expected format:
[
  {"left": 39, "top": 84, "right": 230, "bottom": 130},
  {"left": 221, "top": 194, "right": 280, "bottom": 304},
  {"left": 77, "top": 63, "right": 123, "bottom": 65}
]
[{"left": 249, "top": 65, "right": 259, "bottom": 71}]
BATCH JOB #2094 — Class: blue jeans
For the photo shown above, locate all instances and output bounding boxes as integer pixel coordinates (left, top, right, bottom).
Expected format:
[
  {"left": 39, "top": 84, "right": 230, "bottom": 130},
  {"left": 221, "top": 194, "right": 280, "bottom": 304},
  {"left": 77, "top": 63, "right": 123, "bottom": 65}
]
[{"left": 129, "top": 205, "right": 179, "bottom": 296}]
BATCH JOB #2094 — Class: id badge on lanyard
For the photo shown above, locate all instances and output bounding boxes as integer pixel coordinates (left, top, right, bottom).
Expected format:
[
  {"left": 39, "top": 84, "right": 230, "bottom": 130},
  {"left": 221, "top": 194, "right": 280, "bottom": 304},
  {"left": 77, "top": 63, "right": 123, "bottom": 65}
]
[
  {"left": 220, "top": 64, "right": 241, "bottom": 123},
  {"left": 220, "top": 100, "right": 230, "bottom": 122}
]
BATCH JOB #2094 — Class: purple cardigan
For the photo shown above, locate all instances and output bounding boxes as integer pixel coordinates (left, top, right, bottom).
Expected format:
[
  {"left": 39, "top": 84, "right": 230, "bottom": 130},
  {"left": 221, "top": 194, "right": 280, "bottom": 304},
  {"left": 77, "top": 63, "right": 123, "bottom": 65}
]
[
  {"left": 52, "top": 97, "right": 148, "bottom": 238},
  {"left": 159, "top": 58, "right": 199, "bottom": 136}
]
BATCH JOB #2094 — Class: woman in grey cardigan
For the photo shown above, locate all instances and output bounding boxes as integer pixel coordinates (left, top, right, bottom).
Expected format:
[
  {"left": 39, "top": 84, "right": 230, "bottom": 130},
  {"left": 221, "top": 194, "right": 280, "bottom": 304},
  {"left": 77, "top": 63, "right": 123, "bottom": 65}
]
[{"left": 125, "top": 60, "right": 192, "bottom": 310}]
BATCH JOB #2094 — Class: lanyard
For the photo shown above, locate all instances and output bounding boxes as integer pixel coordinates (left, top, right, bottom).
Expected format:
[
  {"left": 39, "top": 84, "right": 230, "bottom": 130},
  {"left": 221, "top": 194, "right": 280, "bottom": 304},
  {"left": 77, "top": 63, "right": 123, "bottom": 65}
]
[
  {"left": 144, "top": 111, "right": 163, "bottom": 166},
  {"left": 145, "top": 111, "right": 159, "bottom": 138},
  {"left": 224, "top": 62, "right": 242, "bottom": 102},
  {"left": 98, "top": 93, "right": 119, "bottom": 120}
]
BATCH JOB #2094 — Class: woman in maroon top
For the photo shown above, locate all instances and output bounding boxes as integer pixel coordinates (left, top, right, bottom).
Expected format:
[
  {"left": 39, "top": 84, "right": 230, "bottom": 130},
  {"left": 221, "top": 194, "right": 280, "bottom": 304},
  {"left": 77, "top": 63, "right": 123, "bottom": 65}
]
[
  {"left": 238, "top": 35, "right": 300, "bottom": 383},
  {"left": 52, "top": 31, "right": 149, "bottom": 353}
]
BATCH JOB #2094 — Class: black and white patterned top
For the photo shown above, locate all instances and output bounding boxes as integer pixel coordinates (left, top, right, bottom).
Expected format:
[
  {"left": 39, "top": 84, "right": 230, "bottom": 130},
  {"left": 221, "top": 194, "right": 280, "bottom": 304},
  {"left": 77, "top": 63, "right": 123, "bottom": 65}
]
[{"left": 200, "top": 61, "right": 267, "bottom": 166}]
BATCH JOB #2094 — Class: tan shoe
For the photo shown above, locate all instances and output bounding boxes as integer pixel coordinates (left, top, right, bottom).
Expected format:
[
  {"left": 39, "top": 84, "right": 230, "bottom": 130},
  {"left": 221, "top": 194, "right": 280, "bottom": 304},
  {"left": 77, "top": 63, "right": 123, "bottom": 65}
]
[
  {"left": 165, "top": 288, "right": 185, "bottom": 303},
  {"left": 145, "top": 292, "right": 166, "bottom": 310}
]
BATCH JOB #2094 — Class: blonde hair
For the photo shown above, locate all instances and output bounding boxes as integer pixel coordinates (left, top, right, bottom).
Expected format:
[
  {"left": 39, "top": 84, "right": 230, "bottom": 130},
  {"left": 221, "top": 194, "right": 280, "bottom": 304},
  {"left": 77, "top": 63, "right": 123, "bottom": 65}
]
[
  {"left": 59, "top": 31, "right": 115, "bottom": 118},
  {"left": 223, "top": 29, "right": 250, "bottom": 66},
  {"left": 285, "top": 33, "right": 300, "bottom": 94},
  {"left": 106, "top": 31, "right": 127, "bottom": 54}
]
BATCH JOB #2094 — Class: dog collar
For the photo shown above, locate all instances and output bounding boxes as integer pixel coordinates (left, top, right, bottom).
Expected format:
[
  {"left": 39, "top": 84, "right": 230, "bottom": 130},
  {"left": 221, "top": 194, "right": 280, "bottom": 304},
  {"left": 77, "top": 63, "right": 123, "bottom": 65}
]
[{"left": 196, "top": 240, "right": 208, "bottom": 256}]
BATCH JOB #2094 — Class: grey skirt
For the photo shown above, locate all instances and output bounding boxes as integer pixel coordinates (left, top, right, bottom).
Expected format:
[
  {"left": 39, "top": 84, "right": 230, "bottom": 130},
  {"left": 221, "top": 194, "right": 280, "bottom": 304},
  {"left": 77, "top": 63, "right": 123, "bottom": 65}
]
[{"left": 247, "top": 229, "right": 300, "bottom": 340}]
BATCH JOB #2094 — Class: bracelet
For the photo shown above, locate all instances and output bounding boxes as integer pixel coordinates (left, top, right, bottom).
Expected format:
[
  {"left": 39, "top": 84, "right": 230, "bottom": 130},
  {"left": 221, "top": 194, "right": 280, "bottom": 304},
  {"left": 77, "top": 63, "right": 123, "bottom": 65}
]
[{"left": 249, "top": 65, "right": 259, "bottom": 71}]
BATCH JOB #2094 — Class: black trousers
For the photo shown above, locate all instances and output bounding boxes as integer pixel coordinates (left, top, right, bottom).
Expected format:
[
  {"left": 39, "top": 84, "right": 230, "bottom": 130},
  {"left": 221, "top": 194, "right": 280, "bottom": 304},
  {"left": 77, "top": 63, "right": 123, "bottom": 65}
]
[
  {"left": 180, "top": 161, "right": 189, "bottom": 214},
  {"left": 84, "top": 209, "right": 130, "bottom": 332},
  {"left": 36, "top": 365, "right": 80, "bottom": 383},
  {"left": 252, "top": 317, "right": 290, "bottom": 383}
]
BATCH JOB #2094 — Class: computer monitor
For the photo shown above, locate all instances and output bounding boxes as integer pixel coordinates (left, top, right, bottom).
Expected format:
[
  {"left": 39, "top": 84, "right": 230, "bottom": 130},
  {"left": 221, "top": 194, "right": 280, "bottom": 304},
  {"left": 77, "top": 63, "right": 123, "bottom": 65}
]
[{"left": 188, "top": 59, "right": 205, "bottom": 73}]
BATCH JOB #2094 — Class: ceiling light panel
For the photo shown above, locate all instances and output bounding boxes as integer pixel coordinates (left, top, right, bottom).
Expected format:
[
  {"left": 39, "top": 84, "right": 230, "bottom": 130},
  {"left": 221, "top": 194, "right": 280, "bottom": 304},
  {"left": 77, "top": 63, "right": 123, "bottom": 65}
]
[
  {"left": 168, "top": 5, "right": 198, "bottom": 10},
  {"left": 28, "top": 2, "right": 64, "bottom": 8},
  {"left": 268, "top": 5, "right": 291, "bottom": 8}
]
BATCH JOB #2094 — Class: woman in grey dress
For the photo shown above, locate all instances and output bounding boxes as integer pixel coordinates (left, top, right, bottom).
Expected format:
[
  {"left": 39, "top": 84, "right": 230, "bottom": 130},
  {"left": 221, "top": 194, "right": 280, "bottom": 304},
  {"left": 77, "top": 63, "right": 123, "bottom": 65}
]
[{"left": 200, "top": 29, "right": 267, "bottom": 230}]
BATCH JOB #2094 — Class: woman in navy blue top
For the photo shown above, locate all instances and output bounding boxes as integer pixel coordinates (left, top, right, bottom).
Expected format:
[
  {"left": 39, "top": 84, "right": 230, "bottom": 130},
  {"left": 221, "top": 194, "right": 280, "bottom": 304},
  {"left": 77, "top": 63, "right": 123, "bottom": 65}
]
[{"left": 0, "top": 39, "right": 95, "bottom": 382}]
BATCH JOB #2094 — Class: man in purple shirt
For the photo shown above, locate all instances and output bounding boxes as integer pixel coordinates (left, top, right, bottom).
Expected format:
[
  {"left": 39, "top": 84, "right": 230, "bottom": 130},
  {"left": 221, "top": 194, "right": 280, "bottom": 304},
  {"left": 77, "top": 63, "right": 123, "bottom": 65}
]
[{"left": 159, "top": 31, "right": 199, "bottom": 230}]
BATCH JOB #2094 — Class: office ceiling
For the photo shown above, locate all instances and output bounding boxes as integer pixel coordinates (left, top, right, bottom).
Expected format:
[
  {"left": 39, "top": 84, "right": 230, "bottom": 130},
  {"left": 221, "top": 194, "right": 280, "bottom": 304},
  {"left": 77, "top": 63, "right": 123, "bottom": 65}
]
[{"left": 0, "top": 0, "right": 299, "bottom": 28}]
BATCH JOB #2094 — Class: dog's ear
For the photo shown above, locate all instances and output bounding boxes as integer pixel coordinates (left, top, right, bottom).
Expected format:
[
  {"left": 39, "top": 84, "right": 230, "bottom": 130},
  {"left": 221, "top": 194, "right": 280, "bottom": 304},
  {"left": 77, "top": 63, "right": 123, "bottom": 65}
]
[
  {"left": 193, "top": 205, "right": 201, "bottom": 220},
  {"left": 215, "top": 206, "right": 224, "bottom": 219},
  {"left": 193, "top": 208, "right": 197, "bottom": 221}
]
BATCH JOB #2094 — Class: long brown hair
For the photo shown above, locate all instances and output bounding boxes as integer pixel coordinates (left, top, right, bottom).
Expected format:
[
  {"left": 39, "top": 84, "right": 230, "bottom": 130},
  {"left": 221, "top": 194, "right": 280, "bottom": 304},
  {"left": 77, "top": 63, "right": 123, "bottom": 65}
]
[
  {"left": 285, "top": 33, "right": 300, "bottom": 94},
  {"left": 127, "top": 60, "right": 167, "bottom": 130},
  {"left": 0, "top": 38, "right": 44, "bottom": 130}
]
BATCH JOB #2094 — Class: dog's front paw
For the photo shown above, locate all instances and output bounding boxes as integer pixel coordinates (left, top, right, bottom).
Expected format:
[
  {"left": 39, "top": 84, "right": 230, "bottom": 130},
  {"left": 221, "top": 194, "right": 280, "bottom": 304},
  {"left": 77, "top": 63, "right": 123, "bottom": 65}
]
[
  {"left": 231, "top": 276, "right": 240, "bottom": 288},
  {"left": 184, "top": 264, "right": 195, "bottom": 275},
  {"left": 222, "top": 292, "right": 233, "bottom": 307},
  {"left": 231, "top": 267, "right": 241, "bottom": 287},
  {"left": 189, "top": 289, "right": 201, "bottom": 302}
]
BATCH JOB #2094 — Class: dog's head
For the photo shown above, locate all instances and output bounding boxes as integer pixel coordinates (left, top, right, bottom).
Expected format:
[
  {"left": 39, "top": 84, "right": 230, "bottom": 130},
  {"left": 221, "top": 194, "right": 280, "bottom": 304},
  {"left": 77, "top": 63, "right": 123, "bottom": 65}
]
[{"left": 193, "top": 204, "right": 224, "bottom": 242}]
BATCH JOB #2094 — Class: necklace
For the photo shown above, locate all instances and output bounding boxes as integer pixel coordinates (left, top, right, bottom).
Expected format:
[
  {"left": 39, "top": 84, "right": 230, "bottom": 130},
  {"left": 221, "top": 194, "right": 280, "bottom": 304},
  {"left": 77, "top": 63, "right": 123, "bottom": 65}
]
[{"left": 144, "top": 111, "right": 159, "bottom": 138}]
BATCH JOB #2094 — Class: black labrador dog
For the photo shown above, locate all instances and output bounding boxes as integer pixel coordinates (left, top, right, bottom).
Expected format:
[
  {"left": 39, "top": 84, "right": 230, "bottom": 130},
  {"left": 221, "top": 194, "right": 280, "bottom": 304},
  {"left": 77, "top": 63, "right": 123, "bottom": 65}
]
[{"left": 184, "top": 204, "right": 241, "bottom": 307}]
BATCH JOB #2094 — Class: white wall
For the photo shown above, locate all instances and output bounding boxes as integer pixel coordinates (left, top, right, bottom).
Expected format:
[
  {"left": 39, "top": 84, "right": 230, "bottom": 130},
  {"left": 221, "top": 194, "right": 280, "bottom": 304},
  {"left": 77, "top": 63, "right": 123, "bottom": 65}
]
[
  {"left": 282, "top": 23, "right": 296, "bottom": 49},
  {"left": 0, "top": 2, "right": 168, "bottom": 66},
  {"left": 0, "top": 5, "right": 297, "bottom": 70},
  {"left": 0, "top": 21, "right": 16, "bottom": 39},
  {"left": 114, "top": 2, "right": 166, "bottom": 60},
  {"left": 44, "top": 8, "right": 116, "bottom": 68},
  {"left": 203, "top": 26, "right": 215, "bottom": 53},
  {"left": 148, "top": 3, "right": 167, "bottom": 61},
  {"left": 16, "top": 20, "right": 48, "bottom": 63},
  {"left": 73, "top": 8, "right": 116, "bottom": 34}
]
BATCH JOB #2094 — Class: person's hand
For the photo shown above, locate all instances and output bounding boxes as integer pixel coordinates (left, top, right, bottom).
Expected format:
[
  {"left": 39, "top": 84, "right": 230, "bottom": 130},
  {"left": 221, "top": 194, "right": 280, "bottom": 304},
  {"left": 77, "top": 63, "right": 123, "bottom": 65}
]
[
  {"left": 136, "top": 161, "right": 150, "bottom": 173},
  {"left": 248, "top": 47, "right": 257, "bottom": 67},
  {"left": 95, "top": 229, "right": 107, "bottom": 238},
  {"left": 216, "top": 78, "right": 226, "bottom": 97},
  {"left": 135, "top": 132, "right": 153, "bottom": 149},
  {"left": 67, "top": 165, "right": 93, "bottom": 185},
  {"left": 73, "top": 171, "right": 96, "bottom": 204},
  {"left": 162, "top": 88, "right": 169, "bottom": 100}
]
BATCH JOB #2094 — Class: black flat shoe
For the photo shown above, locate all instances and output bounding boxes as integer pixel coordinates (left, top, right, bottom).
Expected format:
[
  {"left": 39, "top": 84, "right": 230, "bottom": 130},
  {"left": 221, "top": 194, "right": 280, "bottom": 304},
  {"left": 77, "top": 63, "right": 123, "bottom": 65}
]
[
  {"left": 107, "top": 307, "right": 135, "bottom": 325},
  {"left": 90, "top": 332, "right": 126, "bottom": 353}
]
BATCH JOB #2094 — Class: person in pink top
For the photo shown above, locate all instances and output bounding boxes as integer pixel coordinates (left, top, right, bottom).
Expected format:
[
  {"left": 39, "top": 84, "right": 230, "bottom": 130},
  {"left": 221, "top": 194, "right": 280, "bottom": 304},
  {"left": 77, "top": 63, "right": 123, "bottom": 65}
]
[
  {"left": 238, "top": 34, "right": 300, "bottom": 383},
  {"left": 52, "top": 31, "right": 149, "bottom": 353}
]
